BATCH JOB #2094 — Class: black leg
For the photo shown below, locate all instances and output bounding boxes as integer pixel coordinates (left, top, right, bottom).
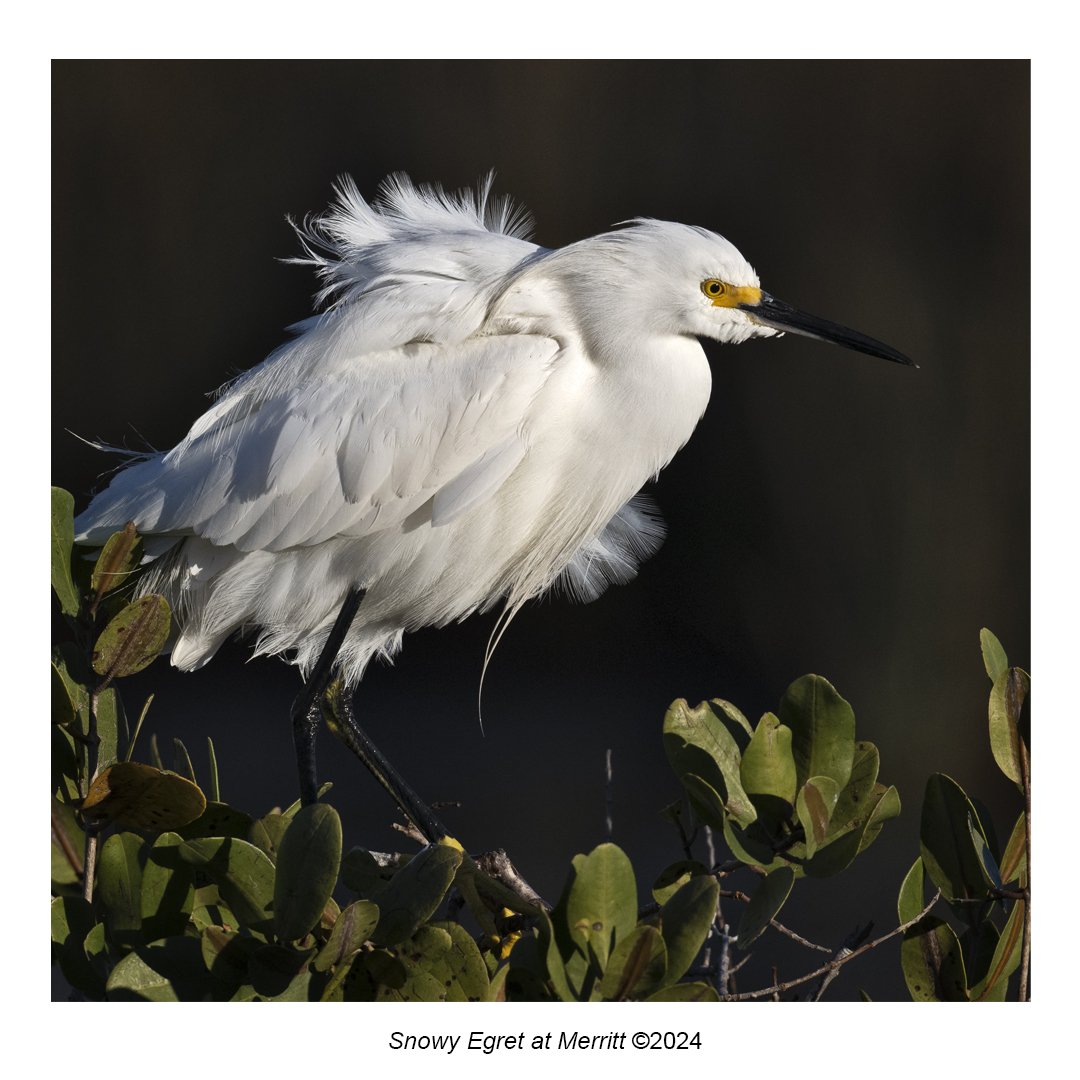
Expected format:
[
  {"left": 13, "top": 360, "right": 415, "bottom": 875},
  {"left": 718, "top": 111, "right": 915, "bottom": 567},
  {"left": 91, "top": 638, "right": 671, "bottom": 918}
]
[
  {"left": 322, "top": 678, "right": 450, "bottom": 844},
  {"left": 292, "top": 699, "right": 322, "bottom": 807},
  {"left": 290, "top": 588, "right": 364, "bottom": 806}
]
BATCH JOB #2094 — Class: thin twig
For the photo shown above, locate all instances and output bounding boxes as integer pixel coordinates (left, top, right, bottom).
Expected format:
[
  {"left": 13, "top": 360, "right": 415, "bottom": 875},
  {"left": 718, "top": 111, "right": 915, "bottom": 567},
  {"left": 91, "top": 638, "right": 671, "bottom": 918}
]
[
  {"left": 811, "top": 924, "right": 872, "bottom": 1001},
  {"left": 722, "top": 890, "right": 942, "bottom": 1001},
  {"left": 688, "top": 952, "right": 751, "bottom": 980},
  {"left": 704, "top": 824, "right": 716, "bottom": 871},
  {"left": 716, "top": 887, "right": 832, "bottom": 952},
  {"left": 667, "top": 799, "right": 699, "bottom": 862},
  {"left": 473, "top": 849, "right": 550, "bottom": 912},
  {"left": 769, "top": 919, "right": 833, "bottom": 954},
  {"left": 716, "top": 922, "right": 733, "bottom": 996},
  {"left": 712, "top": 859, "right": 743, "bottom": 878},
  {"left": 390, "top": 820, "right": 428, "bottom": 846},
  {"left": 376, "top": 837, "right": 551, "bottom": 913}
]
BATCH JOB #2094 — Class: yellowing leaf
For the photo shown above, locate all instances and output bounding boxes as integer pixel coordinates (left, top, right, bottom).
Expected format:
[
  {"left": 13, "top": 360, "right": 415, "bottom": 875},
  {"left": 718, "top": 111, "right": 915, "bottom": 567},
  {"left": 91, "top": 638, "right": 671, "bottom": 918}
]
[{"left": 82, "top": 761, "right": 206, "bottom": 830}]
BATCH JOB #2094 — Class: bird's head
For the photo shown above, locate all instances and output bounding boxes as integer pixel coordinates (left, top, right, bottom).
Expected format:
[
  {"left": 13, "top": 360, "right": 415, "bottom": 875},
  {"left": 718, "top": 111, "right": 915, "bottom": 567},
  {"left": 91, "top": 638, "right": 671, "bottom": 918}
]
[{"left": 566, "top": 219, "right": 912, "bottom": 366}]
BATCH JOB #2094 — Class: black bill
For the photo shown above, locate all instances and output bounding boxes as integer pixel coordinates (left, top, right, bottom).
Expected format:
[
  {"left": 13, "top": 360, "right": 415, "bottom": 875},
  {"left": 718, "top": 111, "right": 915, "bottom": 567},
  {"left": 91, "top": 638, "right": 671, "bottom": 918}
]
[{"left": 741, "top": 292, "right": 914, "bottom": 367}]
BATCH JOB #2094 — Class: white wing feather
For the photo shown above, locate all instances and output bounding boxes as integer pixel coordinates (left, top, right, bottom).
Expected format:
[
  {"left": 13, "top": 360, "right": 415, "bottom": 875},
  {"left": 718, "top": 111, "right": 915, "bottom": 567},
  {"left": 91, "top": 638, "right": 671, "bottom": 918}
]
[
  {"left": 75, "top": 333, "right": 559, "bottom": 551},
  {"left": 73, "top": 175, "right": 667, "bottom": 682}
]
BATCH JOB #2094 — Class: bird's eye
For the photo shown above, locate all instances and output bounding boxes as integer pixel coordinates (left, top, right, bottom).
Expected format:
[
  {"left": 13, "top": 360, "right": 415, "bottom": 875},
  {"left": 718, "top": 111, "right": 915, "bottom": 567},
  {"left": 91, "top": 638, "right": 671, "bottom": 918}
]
[{"left": 702, "top": 279, "right": 726, "bottom": 299}]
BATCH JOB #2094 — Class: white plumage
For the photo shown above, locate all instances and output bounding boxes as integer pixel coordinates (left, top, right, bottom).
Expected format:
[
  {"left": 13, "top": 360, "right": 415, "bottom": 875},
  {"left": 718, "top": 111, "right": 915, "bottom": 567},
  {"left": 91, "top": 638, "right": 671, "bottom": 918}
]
[{"left": 75, "top": 174, "right": 909, "bottom": 687}]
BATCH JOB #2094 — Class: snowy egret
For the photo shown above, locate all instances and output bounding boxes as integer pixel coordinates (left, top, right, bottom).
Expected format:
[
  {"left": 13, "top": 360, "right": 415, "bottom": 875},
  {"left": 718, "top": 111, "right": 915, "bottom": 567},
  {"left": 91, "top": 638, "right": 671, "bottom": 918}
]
[{"left": 75, "top": 174, "right": 911, "bottom": 839}]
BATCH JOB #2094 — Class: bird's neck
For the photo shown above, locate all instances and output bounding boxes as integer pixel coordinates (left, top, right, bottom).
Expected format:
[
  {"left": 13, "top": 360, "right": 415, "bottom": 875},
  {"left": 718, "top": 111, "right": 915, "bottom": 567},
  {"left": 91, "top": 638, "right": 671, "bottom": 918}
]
[{"left": 589, "top": 331, "right": 713, "bottom": 479}]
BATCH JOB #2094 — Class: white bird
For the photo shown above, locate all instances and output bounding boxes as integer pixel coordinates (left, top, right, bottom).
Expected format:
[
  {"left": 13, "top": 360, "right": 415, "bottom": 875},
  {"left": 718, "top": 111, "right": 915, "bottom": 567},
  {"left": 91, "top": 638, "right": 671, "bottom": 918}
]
[{"left": 75, "top": 174, "right": 910, "bottom": 834}]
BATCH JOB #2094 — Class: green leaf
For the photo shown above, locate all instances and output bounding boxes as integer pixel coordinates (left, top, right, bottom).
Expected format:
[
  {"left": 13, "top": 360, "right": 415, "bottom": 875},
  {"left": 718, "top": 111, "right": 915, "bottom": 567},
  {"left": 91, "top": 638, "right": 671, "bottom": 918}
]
[
  {"left": 107, "top": 949, "right": 180, "bottom": 1001},
  {"left": 96, "top": 831, "right": 144, "bottom": 949},
  {"left": 736, "top": 866, "right": 795, "bottom": 949},
  {"left": 803, "top": 783, "right": 899, "bottom": 877},
  {"left": 206, "top": 737, "right": 220, "bottom": 802},
  {"left": 721, "top": 816, "right": 791, "bottom": 875},
  {"left": 51, "top": 894, "right": 91, "bottom": 952},
  {"left": 376, "top": 963, "right": 447, "bottom": 1002},
  {"left": 179, "top": 801, "right": 255, "bottom": 841},
  {"left": 398, "top": 923, "right": 453, "bottom": 963},
  {"left": 486, "top": 962, "right": 509, "bottom": 1002},
  {"left": 857, "top": 783, "right": 901, "bottom": 853},
  {"left": 547, "top": 854, "right": 603, "bottom": 1000},
  {"left": 599, "top": 925, "right": 668, "bottom": 1000},
  {"left": 51, "top": 662, "right": 77, "bottom": 728},
  {"left": 897, "top": 860, "right": 965, "bottom": 1001},
  {"left": 249, "top": 944, "right": 316, "bottom": 999},
  {"left": 778, "top": 674, "right": 856, "bottom": 791},
  {"left": 989, "top": 667, "right": 1029, "bottom": 787},
  {"left": 369, "top": 844, "right": 462, "bottom": 947},
  {"left": 274, "top": 803, "right": 343, "bottom": 942},
  {"left": 52, "top": 896, "right": 104, "bottom": 998},
  {"left": 248, "top": 811, "right": 290, "bottom": 861},
  {"left": 896, "top": 858, "right": 925, "bottom": 924},
  {"left": 651, "top": 860, "right": 709, "bottom": 905},
  {"left": 314, "top": 900, "right": 380, "bottom": 973},
  {"left": 920, "top": 774, "right": 992, "bottom": 905},
  {"left": 141, "top": 832, "right": 195, "bottom": 941},
  {"left": 96, "top": 688, "right": 125, "bottom": 775},
  {"left": 172, "top": 737, "right": 197, "bottom": 783},
  {"left": 680, "top": 772, "right": 732, "bottom": 832},
  {"left": 279, "top": 781, "right": 333, "bottom": 822},
  {"left": 564, "top": 843, "right": 638, "bottom": 969},
  {"left": 51, "top": 487, "right": 80, "bottom": 616},
  {"left": 90, "top": 523, "right": 142, "bottom": 602},
  {"left": 962, "top": 921, "right": 1004, "bottom": 1000},
  {"left": 900, "top": 916, "right": 968, "bottom": 1001},
  {"left": 51, "top": 797, "right": 84, "bottom": 887},
  {"left": 644, "top": 982, "right": 721, "bottom": 1002},
  {"left": 664, "top": 699, "right": 757, "bottom": 827},
  {"left": 107, "top": 936, "right": 227, "bottom": 1001},
  {"left": 91, "top": 594, "right": 171, "bottom": 680},
  {"left": 82, "top": 761, "right": 206, "bottom": 831},
  {"left": 340, "top": 846, "right": 387, "bottom": 896},
  {"left": 740, "top": 712, "right": 797, "bottom": 817},
  {"left": 969, "top": 899, "right": 1025, "bottom": 1000},
  {"left": 967, "top": 813, "right": 1003, "bottom": 891},
  {"left": 424, "top": 921, "right": 492, "bottom": 1001},
  {"left": 370, "top": 935, "right": 453, "bottom": 1002},
  {"left": 980, "top": 628, "right": 1009, "bottom": 682},
  {"left": 342, "top": 949, "right": 408, "bottom": 1001},
  {"left": 796, "top": 775, "right": 840, "bottom": 857},
  {"left": 178, "top": 836, "right": 276, "bottom": 937},
  {"left": 659, "top": 874, "right": 719, "bottom": 983},
  {"left": 536, "top": 909, "right": 579, "bottom": 1002},
  {"left": 82, "top": 923, "right": 110, "bottom": 986},
  {"left": 191, "top": 898, "right": 240, "bottom": 935},
  {"left": 53, "top": 724, "right": 82, "bottom": 804},
  {"left": 708, "top": 698, "right": 753, "bottom": 749},
  {"left": 829, "top": 741, "right": 880, "bottom": 836},
  {"left": 200, "top": 925, "right": 261, "bottom": 984},
  {"left": 53, "top": 643, "right": 91, "bottom": 733},
  {"left": 999, "top": 813, "right": 1027, "bottom": 885}
]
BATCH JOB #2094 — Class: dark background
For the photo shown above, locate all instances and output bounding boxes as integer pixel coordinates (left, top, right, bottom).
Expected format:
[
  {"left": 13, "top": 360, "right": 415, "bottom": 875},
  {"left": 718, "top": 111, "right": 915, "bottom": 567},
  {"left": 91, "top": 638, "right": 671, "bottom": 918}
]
[{"left": 53, "top": 60, "right": 1029, "bottom": 1000}]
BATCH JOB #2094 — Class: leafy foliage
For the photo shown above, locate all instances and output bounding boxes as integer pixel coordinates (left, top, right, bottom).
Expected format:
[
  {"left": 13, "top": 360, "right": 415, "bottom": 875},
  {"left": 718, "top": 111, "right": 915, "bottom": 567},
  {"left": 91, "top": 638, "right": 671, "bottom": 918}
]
[
  {"left": 897, "top": 627, "right": 1030, "bottom": 1002},
  {"left": 51, "top": 491, "right": 1027, "bottom": 1001}
]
